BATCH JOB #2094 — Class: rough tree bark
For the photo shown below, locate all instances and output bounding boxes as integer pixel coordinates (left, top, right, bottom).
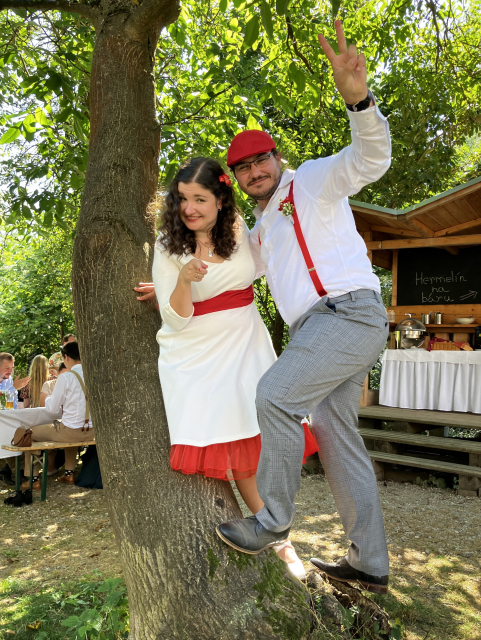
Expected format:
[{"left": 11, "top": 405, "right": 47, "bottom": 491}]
[{"left": 0, "top": 0, "right": 314, "bottom": 637}]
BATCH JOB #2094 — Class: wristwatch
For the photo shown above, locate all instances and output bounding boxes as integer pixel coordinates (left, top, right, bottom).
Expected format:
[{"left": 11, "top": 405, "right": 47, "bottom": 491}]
[{"left": 345, "top": 89, "right": 375, "bottom": 112}]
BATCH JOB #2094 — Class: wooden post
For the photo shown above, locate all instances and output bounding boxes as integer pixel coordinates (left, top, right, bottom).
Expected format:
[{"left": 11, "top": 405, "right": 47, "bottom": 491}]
[
  {"left": 391, "top": 250, "right": 398, "bottom": 307},
  {"left": 363, "top": 231, "right": 373, "bottom": 264}
]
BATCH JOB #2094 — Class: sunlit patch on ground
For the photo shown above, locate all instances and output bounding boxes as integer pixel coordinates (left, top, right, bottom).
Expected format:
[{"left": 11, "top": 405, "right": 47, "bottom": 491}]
[{"left": 1, "top": 473, "right": 480, "bottom": 639}]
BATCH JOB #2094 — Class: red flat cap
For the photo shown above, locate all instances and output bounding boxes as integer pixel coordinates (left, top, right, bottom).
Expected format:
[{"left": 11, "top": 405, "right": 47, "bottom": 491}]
[{"left": 227, "top": 130, "right": 276, "bottom": 167}]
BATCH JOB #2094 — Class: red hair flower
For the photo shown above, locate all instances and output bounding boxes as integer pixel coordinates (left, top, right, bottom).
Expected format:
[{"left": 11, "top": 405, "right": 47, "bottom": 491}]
[{"left": 219, "top": 174, "right": 231, "bottom": 187}]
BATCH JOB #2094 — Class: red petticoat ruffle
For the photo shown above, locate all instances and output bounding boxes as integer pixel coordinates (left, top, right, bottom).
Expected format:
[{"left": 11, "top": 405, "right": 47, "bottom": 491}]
[{"left": 170, "top": 422, "right": 319, "bottom": 481}]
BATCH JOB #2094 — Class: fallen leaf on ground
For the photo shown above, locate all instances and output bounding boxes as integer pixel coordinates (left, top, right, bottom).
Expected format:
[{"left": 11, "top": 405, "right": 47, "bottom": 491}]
[{"left": 26, "top": 621, "right": 41, "bottom": 630}]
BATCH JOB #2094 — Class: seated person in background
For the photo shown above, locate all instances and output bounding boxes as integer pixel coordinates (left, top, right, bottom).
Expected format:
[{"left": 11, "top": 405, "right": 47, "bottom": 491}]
[
  {"left": 0, "top": 352, "right": 30, "bottom": 409},
  {"left": 21, "top": 355, "right": 49, "bottom": 409},
  {"left": 47, "top": 351, "right": 64, "bottom": 377},
  {"left": 41, "top": 362, "right": 68, "bottom": 476},
  {"left": 0, "top": 353, "right": 30, "bottom": 484},
  {"left": 40, "top": 362, "right": 67, "bottom": 407},
  {"left": 22, "top": 342, "right": 93, "bottom": 490}
]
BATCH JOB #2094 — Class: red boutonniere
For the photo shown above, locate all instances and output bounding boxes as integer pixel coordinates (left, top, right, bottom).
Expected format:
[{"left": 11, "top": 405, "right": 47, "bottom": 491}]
[{"left": 219, "top": 174, "right": 231, "bottom": 186}]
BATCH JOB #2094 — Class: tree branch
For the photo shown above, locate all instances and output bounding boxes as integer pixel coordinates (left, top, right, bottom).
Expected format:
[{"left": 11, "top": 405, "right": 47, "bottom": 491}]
[
  {"left": 286, "top": 16, "right": 315, "bottom": 75},
  {"left": 126, "top": 0, "right": 180, "bottom": 40},
  {"left": 0, "top": 0, "right": 99, "bottom": 24},
  {"left": 163, "top": 54, "right": 282, "bottom": 125}
]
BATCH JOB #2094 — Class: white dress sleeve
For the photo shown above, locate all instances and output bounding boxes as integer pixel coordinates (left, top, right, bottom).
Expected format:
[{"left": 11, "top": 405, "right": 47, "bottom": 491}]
[{"left": 153, "top": 244, "right": 194, "bottom": 331}]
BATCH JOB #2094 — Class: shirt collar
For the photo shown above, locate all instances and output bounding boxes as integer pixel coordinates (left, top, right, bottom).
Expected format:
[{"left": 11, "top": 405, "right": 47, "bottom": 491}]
[
  {"left": 71, "top": 364, "right": 83, "bottom": 373},
  {"left": 252, "top": 169, "right": 295, "bottom": 221}
]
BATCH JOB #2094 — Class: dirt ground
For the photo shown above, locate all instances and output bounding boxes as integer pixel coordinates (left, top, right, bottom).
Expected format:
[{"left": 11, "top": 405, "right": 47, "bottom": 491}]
[{"left": 1, "top": 474, "right": 480, "bottom": 640}]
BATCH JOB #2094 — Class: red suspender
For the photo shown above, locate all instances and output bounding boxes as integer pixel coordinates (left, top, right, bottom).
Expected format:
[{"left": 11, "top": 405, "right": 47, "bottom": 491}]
[{"left": 288, "top": 181, "right": 327, "bottom": 297}]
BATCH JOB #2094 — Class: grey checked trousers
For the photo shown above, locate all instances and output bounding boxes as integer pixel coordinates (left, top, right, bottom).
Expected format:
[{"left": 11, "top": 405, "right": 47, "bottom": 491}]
[{"left": 255, "top": 289, "right": 390, "bottom": 576}]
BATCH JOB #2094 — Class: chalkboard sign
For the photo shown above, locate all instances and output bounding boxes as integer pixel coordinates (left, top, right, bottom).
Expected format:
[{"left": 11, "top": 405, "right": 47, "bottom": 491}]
[{"left": 397, "top": 247, "right": 481, "bottom": 306}]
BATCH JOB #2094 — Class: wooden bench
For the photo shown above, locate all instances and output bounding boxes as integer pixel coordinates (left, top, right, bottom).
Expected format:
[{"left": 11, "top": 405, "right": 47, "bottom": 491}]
[
  {"left": 357, "top": 406, "right": 481, "bottom": 496},
  {"left": 2, "top": 440, "right": 96, "bottom": 502}
]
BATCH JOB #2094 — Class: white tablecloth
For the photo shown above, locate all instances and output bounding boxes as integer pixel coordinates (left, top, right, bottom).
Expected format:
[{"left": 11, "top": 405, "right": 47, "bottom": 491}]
[
  {"left": 0, "top": 407, "right": 61, "bottom": 459},
  {"left": 379, "top": 349, "right": 481, "bottom": 414}
]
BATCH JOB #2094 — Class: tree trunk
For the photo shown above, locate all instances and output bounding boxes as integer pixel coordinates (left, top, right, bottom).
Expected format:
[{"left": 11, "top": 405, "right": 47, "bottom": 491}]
[
  {"left": 72, "top": 6, "right": 311, "bottom": 639},
  {"left": 271, "top": 308, "right": 287, "bottom": 357}
]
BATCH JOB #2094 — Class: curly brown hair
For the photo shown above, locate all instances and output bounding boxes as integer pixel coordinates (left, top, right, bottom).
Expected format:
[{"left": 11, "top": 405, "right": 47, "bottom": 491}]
[{"left": 158, "top": 157, "right": 240, "bottom": 260}]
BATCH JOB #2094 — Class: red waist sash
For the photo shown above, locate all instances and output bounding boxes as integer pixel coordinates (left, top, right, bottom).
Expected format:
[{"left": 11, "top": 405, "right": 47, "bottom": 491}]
[{"left": 193, "top": 285, "right": 254, "bottom": 316}]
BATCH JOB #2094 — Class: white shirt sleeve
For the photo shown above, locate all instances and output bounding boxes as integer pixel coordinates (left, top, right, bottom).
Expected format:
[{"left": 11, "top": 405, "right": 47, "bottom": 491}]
[
  {"left": 44, "top": 373, "right": 68, "bottom": 417},
  {"left": 249, "top": 223, "right": 266, "bottom": 279},
  {"left": 295, "top": 105, "right": 391, "bottom": 203},
  {"left": 152, "top": 244, "right": 194, "bottom": 331}
]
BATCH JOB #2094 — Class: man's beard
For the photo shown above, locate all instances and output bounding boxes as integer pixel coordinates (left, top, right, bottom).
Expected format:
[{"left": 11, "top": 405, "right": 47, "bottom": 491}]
[{"left": 245, "top": 168, "right": 282, "bottom": 202}]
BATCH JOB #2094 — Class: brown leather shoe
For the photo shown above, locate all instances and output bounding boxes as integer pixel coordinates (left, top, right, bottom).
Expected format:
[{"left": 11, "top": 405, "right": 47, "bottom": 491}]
[
  {"left": 21, "top": 478, "right": 41, "bottom": 490},
  {"left": 56, "top": 473, "right": 75, "bottom": 484}
]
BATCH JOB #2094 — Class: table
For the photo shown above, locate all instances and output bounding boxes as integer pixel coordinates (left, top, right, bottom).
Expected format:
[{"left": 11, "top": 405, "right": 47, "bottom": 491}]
[
  {"left": 0, "top": 406, "right": 62, "bottom": 459},
  {"left": 379, "top": 349, "right": 481, "bottom": 414}
]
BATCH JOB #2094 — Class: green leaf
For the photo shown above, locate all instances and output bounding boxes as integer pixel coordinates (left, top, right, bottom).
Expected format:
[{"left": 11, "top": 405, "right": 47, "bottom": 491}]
[
  {"left": 276, "top": 0, "right": 290, "bottom": 15},
  {"left": 0, "top": 127, "right": 21, "bottom": 144},
  {"left": 35, "top": 108, "right": 50, "bottom": 126},
  {"left": 331, "top": 0, "right": 341, "bottom": 18},
  {"left": 219, "top": 0, "right": 228, "bottom": 11},
  {"left": 172, "top": 24, "right": 186, "bottom": 46},
  {"left": 22, "top": 113, "right": 37, "bottom": 133},
  {"left": 73, "top": 114, "right": 87, "bottom": 142},
  {"left": 164, "top": 163, "right": 178, "bottom": 185},
  {"left": 260, "top": 2, "right": 274, "bottom": 40},
  {"left": 289, "top": 63, "right": 306, "bottom": 93},
  {"left": 55, "top": 212, "right": 68, "bottom": 231},
  {"left": 243, "top": 15, "right": 260, "bottom": 48},
  {"left": 55, "top": 107, "right": 72, "bottom": 124},
  {"left": 206, "top": 42, "right": 221, "bottom": 56},
  {"left": 246, "top": 114, "right": 263, "bottom": 130},
  {"left": 43, "top": 210, "right": 53, "bottom": 227},
  {"left": 20, "top": 75, "right": 38, "bottom": 89},
  {"left": 70, "top": 172, "right": 83, "bottom": 189},
  {"left": 45, "top": 74, "right": 62, "bottom": 95}
]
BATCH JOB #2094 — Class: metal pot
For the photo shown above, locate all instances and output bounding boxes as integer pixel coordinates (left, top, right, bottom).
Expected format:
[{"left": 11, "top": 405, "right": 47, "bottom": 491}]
[
  {"left": 394, "top": 314, "right": 427, "bottom": 349},
  {"left": 434, "top": 312, "right": 443, "bottom": 324},
  {"left": 421, "top": 312, "right": 432, "bottom": 325}
]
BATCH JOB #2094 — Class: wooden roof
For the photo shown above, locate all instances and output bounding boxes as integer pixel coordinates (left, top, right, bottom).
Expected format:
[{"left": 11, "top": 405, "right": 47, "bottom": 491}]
[{"left": 350, "top": 176, "right": 481, "bottom": 270}]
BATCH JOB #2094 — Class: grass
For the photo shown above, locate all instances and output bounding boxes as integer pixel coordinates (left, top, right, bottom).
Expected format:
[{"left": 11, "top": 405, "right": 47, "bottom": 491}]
[
  {"left": 0, "top": 573, "right": 128, "bottom": 640},
  {"left": 370, "top": 553, "right": 481, "bottom": 640}
]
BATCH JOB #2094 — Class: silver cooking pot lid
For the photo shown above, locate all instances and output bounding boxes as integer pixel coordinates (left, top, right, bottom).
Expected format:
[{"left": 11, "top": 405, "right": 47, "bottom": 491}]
[{"left": 395, "top": 317, "right": 426, "bottom": 332}]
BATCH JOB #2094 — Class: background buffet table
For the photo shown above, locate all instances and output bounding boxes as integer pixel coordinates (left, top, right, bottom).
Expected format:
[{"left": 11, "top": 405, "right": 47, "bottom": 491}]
[{"left": 379, "top": 349, "right": 481, "bottom": 414}]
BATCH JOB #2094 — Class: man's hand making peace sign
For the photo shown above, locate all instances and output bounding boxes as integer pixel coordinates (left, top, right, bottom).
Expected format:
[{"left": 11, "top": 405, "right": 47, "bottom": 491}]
[{"left": 318, "top": 20, "right": 373, "bottom": 108}]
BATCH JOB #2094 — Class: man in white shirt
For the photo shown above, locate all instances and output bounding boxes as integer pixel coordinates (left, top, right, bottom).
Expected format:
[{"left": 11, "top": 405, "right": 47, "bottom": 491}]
[
  {"left": 0, "top": 352, "right": 30, "bottom": 410},
  {"left": 216, "top": 22, "right": 390, "bottom": 593},
  {"left": 0, "top": 353, "right": 31, "bottom": 484},
  {"left": 22, "top": 341, "right": 94, "bottom": 489}
]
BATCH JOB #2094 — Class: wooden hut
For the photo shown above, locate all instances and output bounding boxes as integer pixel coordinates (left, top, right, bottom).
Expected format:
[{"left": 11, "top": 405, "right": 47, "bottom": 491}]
[
  {"left": 351, "top": 177, "right": 481, "bottom": 495},
  {"left": 352, "top": 175, "right": 481, "bottom": 331}
]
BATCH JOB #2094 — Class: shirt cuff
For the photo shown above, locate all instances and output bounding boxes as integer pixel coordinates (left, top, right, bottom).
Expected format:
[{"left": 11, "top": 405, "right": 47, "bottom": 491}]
[
  {"left": 161, "top": 302, "right": 194, "bottom": 331},
  {"left": 346, "top": 104, "right": 387, "bottom": 132}
]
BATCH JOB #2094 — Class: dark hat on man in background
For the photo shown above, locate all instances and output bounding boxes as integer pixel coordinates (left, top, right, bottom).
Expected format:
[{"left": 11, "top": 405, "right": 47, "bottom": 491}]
[{"left": 227, "top": 130, "right": 276, "bottom": 168}]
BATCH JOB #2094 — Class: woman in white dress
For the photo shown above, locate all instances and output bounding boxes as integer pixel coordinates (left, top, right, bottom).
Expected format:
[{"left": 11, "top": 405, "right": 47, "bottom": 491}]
[{"left": 152, "top": 157, "right": 317, "bottom": 578}]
